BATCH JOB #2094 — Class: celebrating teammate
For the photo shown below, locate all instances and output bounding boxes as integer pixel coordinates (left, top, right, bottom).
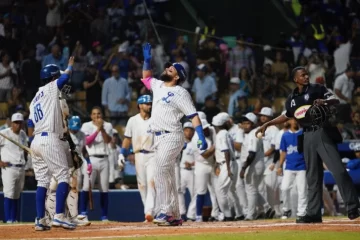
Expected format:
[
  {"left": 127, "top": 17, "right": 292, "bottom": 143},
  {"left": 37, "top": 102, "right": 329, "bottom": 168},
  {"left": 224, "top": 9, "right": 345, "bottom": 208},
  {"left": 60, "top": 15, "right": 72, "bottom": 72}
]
[
  {"left": 79, "top": 107, "right": 113, "bottom": 221},
  {"left": 0, "top": 113, "right": 27, "bottom": 223},
  {"left": 119, "top": 95, "right": 156, "bottom": 222},
  {"left": 141, "top": 43, "right": 207, "bottom": 226},
  {"left": 29, "top": 57, "right": 76, "bottom": 230}
]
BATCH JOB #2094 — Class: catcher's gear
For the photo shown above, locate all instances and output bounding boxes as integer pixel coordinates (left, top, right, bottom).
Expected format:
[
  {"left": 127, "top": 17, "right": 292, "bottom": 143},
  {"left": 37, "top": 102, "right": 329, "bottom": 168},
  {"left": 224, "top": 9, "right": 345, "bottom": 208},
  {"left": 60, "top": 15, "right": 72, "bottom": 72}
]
[{"left": 306, "top": 104, "right": 333, "bottom": 126}]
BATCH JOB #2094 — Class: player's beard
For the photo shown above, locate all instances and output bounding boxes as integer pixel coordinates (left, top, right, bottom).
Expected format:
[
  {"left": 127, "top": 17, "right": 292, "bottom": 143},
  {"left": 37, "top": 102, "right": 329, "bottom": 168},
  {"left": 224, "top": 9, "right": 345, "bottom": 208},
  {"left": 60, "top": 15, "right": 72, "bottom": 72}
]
[{"left": 160, "top": 72, "right": 173, "bottom": 82}]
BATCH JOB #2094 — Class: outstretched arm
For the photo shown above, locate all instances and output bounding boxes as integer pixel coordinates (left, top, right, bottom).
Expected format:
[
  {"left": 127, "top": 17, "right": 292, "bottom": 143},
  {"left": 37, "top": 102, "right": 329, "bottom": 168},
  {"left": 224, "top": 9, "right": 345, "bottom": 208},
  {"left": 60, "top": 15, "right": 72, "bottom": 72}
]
[
  {"left": 142, "top": 43, "right": 153, "bottom": 89},
  {"left": 57, "top": 56, "right": 75, "bottom": 90}
]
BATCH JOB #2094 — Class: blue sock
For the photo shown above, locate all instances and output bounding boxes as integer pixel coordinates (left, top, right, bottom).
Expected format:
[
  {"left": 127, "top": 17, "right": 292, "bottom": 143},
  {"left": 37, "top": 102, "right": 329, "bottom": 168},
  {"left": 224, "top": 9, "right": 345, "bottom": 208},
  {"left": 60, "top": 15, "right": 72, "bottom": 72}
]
[
  {"left": 100, "top": 192, "right": 109, "bottom": 218},
  {"left": 196, "top": 194, "right": 205, "bottom": 216},
  {"left": 36, "top": 187, "right": 47, "bottom": 219},
  {"left": 56, "top": 182, "right": 69, "bottom": 214},
  {"left": 11, "top": 199, "right": 18, "bottom": 222},
  {"left": 79, "top": 191, "right": 89, "bottom": 215},
  {"left": 4, "top": 198, "right": 11, "bottom": 222}
]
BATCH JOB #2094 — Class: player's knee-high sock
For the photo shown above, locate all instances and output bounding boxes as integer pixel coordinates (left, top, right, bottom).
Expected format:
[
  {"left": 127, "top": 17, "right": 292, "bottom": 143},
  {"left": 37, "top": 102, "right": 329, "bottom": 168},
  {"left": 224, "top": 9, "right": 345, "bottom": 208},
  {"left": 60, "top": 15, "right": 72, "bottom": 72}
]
[
  {"left": 56, "top": 182, "right": 69, "bottom": 214},
  {"left": 196, "top": 194, "right": 205, "bottom": 216},
  {"left": 36, "top": 187, "right": 47, "bottom": 218},
  {"left": 79, "top": 191, "right": 89, "bottom": 215},
  {"left": 100, "top": 192, "right": 109, "bottom": 218},
  {"left": 4, "top": 198, "right": 11, "bottom": 222},
  {"left": 11, "top": 199, "right": 18, "bottom": 222}
]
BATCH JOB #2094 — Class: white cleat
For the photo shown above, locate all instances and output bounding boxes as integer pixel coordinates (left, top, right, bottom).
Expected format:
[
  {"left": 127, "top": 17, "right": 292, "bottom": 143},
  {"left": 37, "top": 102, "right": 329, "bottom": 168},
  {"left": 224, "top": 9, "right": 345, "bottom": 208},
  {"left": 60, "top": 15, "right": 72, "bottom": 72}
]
[
  {"left": 52, "top": 213, "right": 76, "bottom": 229},
  {"left": 195, "top": 216, "right": 203, "bottom": 222},
  {"left": 72, "top": 215, "right": 91, "bottom": 226},
  {"left": 35, "top": 217, "right": 51, "bottom": 231}
]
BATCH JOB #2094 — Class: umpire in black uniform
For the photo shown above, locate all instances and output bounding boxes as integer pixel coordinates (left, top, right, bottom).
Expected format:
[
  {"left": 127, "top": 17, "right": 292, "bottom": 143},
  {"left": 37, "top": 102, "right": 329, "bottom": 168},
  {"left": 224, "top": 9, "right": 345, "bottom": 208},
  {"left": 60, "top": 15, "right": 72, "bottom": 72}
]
[{"left": 256, "top": 66, "right": 360, "bottom": 223}]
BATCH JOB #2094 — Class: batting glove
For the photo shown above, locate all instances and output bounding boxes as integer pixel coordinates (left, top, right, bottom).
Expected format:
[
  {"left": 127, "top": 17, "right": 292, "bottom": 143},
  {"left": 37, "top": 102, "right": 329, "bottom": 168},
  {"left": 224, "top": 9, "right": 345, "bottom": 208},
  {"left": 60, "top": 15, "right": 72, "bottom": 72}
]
[
  {"left": 197, "top": 138, "right": 208, "bottom": 151},
  {"left": 87, "top": 163, "right": 92, "bottom": 175},
  {"left": 143, "top": 43, "right": 152, "bottom": 62},
  {"left": 118, "top": 154, "right": 125, "bottom": 171}
]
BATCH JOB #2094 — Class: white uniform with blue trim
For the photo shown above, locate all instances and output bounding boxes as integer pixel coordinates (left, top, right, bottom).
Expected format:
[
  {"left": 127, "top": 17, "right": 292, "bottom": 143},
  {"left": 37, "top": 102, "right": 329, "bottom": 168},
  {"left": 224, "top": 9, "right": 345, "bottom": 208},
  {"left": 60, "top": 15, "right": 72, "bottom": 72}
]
[{"left": 148, "top": 77, "right": 197, "bottom": 219}]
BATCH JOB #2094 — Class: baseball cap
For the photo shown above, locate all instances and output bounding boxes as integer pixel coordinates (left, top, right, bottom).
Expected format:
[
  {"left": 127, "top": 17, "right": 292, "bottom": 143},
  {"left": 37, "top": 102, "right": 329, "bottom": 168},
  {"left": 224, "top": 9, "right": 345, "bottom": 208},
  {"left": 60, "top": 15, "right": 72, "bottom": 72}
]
[
  {"left": 183, "top": 122, "right": 194, "bottom": 129},
  {"left": 201, "top": 119, "right": 211, "bottom": 129},
  {"left": 172, "top": 63, "right": 187, "bottom": 82},
  {"left": 92, "top": 41, "right": 101, "bottom": 48},
  {"left": 11, "top": 113, "right": 24, "bottom": 122},
  {"left": 196, "top": 63, "right": 207, "bottom": 72},
  {"left": 212, "top": 112, "right": 230, "bottom": 126},
  {"left": 281, "top": 110, "right": 287, "bottom": 115},
  {"left": 230, "top": 77, "right": 240, "bottom": 85},
  {"left": 258, "top": 107, "right": 273, "bottom": 117},
  {"left": 240, "top": 112, "right": 257, "bottom": 124},
  {"left": 197, "top": 111, "right": 207, "bottom": 120}
]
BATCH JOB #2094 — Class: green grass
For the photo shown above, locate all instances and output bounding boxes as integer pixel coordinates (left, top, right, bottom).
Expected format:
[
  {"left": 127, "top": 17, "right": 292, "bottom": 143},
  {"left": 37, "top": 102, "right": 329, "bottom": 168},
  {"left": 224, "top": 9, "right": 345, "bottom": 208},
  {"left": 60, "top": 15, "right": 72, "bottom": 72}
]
[{"left": 82, "top": 231, "right": 360, "bottom": 240}]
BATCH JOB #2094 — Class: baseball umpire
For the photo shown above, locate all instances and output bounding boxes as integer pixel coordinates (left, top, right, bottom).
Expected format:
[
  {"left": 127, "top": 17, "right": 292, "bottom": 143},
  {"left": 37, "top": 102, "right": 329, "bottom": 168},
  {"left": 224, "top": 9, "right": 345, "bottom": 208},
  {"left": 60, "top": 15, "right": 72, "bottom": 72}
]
[{"left": 256, "top": 66, "right": 360, "bottom": 223}]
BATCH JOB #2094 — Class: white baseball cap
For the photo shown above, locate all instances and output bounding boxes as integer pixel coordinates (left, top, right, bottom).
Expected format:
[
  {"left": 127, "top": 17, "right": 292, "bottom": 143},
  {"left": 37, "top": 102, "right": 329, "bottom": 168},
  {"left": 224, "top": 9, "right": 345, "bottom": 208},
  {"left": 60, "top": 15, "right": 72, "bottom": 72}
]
[
  {"left": 281, "top": 110, "right": 287, "bottom": 116},
  {"left": 258, "top": 107, "right": 273, "bottom": 117},
  {"left": 240, "top": 112, "right": 257, "bottom": 125},
  {"left": 197, "top": 111, "right": 207, "bottom": 120},
  {"left": 230, "top": 77, "right": 240, "bottom": 85},
  {"left": 183, "top": 122, "right": 194, "bottom": 129},
  {"left": 11, "top": 113, "right": 24, "bottom": 122},
  {"left": 212, "top": 112, "right": 230, "bottom": 126},
  {"left": 201, "top": 119, "right": 210, "bottom": 129}
]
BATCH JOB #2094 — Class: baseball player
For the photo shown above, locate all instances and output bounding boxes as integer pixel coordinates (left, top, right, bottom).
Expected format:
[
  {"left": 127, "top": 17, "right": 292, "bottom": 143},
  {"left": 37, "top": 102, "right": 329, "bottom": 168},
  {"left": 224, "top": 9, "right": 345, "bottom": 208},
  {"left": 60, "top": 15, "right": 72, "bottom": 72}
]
[
  {"left": 178, "top": 122, "right": 196, "bottom": 221},
  {"left": 0, "top": 113, "right": 27, "bottom": 223},
  {"left": 118, "top": 95, "right": 156, "bottom": 222},
  {"left": 29, "top": 58, "right": 76, "bottom": 230},
  {"left": 239, "top": 113, "right": 273, "bottom": 220},
  {"left": 212, "top": 112, "right": 242, "bottom": 221},
  {"left": 194, "top": 112, "right": 222, "bottom": 221},
  {"left": 277, "top": 118, "right": 307, "bottom": 219},
  {"left": 141, "top": 43, "right": 207, "bottom": 226},
  {"left": 257, "top": 107, "right": 280, "bottom": 217},
  {"left": 79, "top": 107, "right": 112, "bottom": 221}
]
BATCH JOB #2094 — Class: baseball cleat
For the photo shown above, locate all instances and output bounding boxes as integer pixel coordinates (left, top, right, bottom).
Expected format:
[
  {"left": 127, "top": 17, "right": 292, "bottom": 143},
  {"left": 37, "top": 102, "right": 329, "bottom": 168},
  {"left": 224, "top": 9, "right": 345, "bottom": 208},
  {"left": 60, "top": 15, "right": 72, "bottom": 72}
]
[
  {"left": 157, "top": 218, "right": 183, "bottom": 226},
  {"left": 348, "top": 208, "right": 360, "bottom": 220},
  {"left": 153, "top": 213, "right": 168, "bottom": 224},
  {"left": 35, "top": 217, "right": 51, "bottom": 231},
  {"left": 281, "top": 210, "right": 292, "bottom": 220},
  {"left": 72, "top": 215, "right": 91, "bottom": 226},
  {"left": 52, "top": 213, "right": 76, "bottom": 229},
  {"left": 265, "top": 208, "right": 276, "bottom": 219},
  {"left": 101, "top": 216, "right": 109, "bottom": 222},
  {"left": 296, "top": 215, "right": 322, "bottom": 224},
  {"left": 145, "top": 213, "right": 153, "bottom": 222},
  {"left": 195, "top": 216, "right": 203, "bottom": 222},
  {"left": 235, "top": 215, "right": 245, "bottom": 221}
]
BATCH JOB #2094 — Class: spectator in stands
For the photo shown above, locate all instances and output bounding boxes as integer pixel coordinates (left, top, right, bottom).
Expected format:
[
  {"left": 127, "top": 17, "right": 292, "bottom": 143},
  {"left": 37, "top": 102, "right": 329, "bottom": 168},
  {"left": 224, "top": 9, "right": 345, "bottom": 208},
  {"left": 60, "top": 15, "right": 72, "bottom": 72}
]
[
  {"left": 72, "top": 42, "right": 88, "bottom": 90},
  {"left": 175, "top": 52, "right": 190, "bottom": 90},
  {"left": 103, "top": 41, "right": 131, "bottom": 80},
  {"left": 333, "top": 66, "right": 355, "bottom": 123},
  {"left": 307, "top": 51, "right": 326, "bottom": 84},
  {"left": 227, "top": 77, "right": 247, "bottom": 117},
  {"left": 0, "top": 28, "right": 21, "bottom": 63},
  {"left": 45, "top": 0, "right": 62, "bottom": 32},
  {"left": 62, "top": 35, "right": 70, "bottom": 61},
  {"left": 7, "top": 86, "right": 28, "bottom": 117},
  {"left": 20, "top": 48, "right": 41, "bottom": 101},
  {"left": 233, "top": 96, "right": 254, "bottom": 123},
  {"left": 42, "top": 44, "right": 66, "bottom": 70},
  {"left": 272, "top": 51, "right": 290, "bottom": 97},
  {"left": 102, "top": 65, "right": 130, "bottom": 126},
  {"left": 238, "top": 67, "right": 252, "bottom": 96},
  {"left": 170, "top": 34, "right": 191, "bottom": 63},
  {"left": 107, "top": 0, "right": 125, "bottom": 35},
  {"left": 83, "top": 62, "right": 103, "bottom": 113},
  {"left": 296, "top": 54, "right": 308, "bottom": 67},
  {"left": 198, "top": 38, "right": 221, "bottom": 75},
  {"left": 288, "top": 28, "right": 304, "bottom": 64},
  {"left": 202, "top": 95, "right": 221, "bottom": 124},
  {"left": 333, "top": 36, "right": 352, "bottom": 76},
  {"left": 191, "top": 63, "right": 217, "bottom": 110},
  {"left": 119, "top": 15, "right": 140, "bottom": 42},
  {"left": 90, "top": 8, "right": 110, "bottom": 44},
  {"left": 86, "top": 41, "right": 104, "bottom": 67},
  {"left": 0, "top": 51, "right": 17, "bottom": 102},
  {"left": 253, "top": 64, "right": 275, "bottom": 103},
  {"left": 345, "top": 111, "right": 360, "bottom": 139},
  {"left": 229, "top": 35, "right": 256, "bottom": 77}
]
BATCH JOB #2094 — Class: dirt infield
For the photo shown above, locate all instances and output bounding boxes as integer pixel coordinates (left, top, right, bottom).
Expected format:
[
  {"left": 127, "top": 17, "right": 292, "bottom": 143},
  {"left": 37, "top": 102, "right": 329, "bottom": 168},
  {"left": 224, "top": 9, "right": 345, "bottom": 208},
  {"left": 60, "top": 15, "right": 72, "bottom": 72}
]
[{"left": 0, "top": 218, "right": 359, "bottom": 239}]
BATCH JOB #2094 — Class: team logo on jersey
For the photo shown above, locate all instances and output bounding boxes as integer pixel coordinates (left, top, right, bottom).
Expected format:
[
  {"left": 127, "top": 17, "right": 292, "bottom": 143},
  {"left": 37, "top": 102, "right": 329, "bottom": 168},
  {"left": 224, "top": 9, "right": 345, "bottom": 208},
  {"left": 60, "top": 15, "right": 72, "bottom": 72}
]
[
  {"left": 304, "top": 94, "right": 309, "bottom": 101},
  {"left": 290, "top": 99, "right": 296, "bottom": 107},
  {"left": 294, "top": 105, "right": 311, "bottom": 119},
  {"left": 287, "top": 145, "right": 298, "bottom": 154},
  {"left": 162, "top": 92, "right": 175, "bottom": 103}
]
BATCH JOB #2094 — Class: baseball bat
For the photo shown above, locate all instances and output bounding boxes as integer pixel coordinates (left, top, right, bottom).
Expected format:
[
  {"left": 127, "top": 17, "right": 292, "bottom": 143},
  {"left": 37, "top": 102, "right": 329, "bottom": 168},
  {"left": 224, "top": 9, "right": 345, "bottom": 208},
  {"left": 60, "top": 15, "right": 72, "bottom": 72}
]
[
  {"left": 88, "top": 174, "right": 93, "bottom": 210},
  {"left": 0, "top": 133, "right": 33, "bottom": 156}
]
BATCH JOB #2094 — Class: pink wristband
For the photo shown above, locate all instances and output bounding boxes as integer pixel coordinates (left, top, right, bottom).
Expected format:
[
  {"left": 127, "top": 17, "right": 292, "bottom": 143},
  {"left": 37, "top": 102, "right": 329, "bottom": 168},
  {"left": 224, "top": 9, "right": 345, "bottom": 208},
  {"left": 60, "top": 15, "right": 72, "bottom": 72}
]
[
  {"left": 86, "top": 131, "right": 99, "bottom": 145},
  {"left": 142, "top": 77, "right": 152, "bottom": 90}
]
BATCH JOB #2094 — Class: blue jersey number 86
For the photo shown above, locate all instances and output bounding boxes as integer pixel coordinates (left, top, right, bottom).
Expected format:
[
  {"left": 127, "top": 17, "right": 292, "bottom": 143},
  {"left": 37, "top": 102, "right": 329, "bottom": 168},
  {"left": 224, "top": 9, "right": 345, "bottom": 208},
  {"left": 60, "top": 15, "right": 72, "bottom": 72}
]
[{"left": 34, "top": 103, "right": 44, "bottom": 123}]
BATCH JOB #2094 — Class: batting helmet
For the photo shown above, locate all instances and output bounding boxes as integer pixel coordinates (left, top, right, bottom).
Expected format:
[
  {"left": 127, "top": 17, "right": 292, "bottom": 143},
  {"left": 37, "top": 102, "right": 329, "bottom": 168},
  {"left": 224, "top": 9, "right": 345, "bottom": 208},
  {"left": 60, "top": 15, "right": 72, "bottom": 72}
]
[
  {"left": 137, "top": 95, "right": 152, "bottom": 104},
  {"left": 40, "top": 64, "right": 60, "bottom": 83},
  {"left": 68, "top": 116, "right": 81, "bottom": 131}
]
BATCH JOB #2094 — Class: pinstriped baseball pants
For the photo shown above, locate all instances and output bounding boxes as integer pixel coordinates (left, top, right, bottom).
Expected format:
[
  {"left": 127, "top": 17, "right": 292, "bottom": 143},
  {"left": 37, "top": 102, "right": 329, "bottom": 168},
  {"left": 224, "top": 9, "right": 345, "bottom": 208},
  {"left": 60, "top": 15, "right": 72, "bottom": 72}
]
[
  {"left": 153, "top": 132, "right": 184, "bottom": 219},
  {"left": 31, "top": 133, "right": 70, "bottom": 188}
]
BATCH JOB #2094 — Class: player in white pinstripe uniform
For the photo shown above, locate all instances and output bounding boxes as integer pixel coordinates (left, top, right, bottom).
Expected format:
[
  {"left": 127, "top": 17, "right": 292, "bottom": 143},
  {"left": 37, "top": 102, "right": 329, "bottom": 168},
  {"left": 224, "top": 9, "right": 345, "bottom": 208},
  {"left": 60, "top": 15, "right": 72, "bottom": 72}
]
[
  {"left": 141, "top": 43, "right": 207, "bottom": 226},
  {"left": 79, "top": 107, "right": 113, "bottom": 221},
  {"left": 118, "top": 95, "right": 156, "bottom": 222},
  {"left": 29, "top": 57, "right": 76, "bottom": 230},
  {"left": 0, "top": 113, "right": 27, "bottom": 224}
]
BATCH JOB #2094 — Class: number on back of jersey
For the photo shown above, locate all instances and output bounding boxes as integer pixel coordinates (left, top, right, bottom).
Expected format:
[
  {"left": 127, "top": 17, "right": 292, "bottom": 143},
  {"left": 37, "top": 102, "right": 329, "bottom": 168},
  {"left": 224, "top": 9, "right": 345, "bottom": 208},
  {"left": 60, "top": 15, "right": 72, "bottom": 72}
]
[{"left": 34, "top": 103, "right": 44, "bottom": 123}]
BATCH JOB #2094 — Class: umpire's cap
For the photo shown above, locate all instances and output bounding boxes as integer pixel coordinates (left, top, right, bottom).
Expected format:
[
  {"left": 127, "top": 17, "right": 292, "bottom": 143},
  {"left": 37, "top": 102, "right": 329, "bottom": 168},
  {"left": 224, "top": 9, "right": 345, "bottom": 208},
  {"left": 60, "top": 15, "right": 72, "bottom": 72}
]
[
  {"left": 40, "top": 64, "right": 60, "bottom": 83},
  {"left": 68, "top": 116, "right": 81, "bottom": 131},
  {"left": 137, "top": 95, "right": 152, "bottom": 104}
]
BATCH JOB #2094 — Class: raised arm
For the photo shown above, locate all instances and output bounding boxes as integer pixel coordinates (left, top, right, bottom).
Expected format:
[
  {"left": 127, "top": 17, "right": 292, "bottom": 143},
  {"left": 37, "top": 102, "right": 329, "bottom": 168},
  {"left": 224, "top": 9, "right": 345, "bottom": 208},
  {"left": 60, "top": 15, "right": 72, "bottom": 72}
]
[
  {"left": 142, "top": 43, "right": 153, "bottom": 90},
  {"left": 57, "top": 56, "right": 75, "bottom": 90}
]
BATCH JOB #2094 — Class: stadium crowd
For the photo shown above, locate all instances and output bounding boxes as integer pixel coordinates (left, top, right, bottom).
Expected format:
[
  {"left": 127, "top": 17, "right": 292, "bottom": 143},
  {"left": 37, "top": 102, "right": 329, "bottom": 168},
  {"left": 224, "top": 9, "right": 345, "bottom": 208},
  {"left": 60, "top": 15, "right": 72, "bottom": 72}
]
[{"left": 0, "top": 0, "right": 360, "bottom": 222}]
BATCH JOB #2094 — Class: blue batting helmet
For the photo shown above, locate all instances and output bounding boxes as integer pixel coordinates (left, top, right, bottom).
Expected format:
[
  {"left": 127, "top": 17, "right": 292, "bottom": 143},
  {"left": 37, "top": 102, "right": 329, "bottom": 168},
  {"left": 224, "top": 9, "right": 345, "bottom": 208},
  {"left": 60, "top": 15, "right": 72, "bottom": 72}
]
[
  {"left": 40, "top": 64, "right": 60, "bottom": 82},
  {"left": 68, "top": 116, "right": 81, "bottom": 131},
  {"left": 137, "top": 95, "right": 152, "bottom": 104}
]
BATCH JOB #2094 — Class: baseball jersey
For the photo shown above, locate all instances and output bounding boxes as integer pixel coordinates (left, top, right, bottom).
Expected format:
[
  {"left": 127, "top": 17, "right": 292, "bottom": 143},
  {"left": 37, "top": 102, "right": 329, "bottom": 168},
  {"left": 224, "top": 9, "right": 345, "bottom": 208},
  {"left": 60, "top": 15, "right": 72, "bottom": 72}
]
[
  {"left": 262, "top": 125, "right": 279, "bottom": 163},
  {"left": 70, "top": 131, "right": 85, "bottom": 153},
  {"left": 148, "top": 78, "right": 197, "bottom": 132},
  {"left": 29, "top": 79, "right": 64, "bottom": 135},
  {"left": 124, "top": 113, "right": 153, "bottom": 152},
  {"left": 81, "top": 121, "right": 113, "bottom": 155},
  {"left": 193, "top": 137, "right": 215, "bottom": 165},
  {"left": 0, "top": 128, "right": 27, "bottom": 165},
  {"left": 180, "top": 140, "right": 195, "bottom": 168},
  {"left": 240, "top": 127, "right": 264, "bottom": 164},
  {"left": 228, "top": 124, "right": 243, "bottom": 159},
  {"left": 280, "top": 129, "right": 306, "bottom": 171},
  {"left": 215, "top": 129, "right": 235, "bottom": 163}
]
